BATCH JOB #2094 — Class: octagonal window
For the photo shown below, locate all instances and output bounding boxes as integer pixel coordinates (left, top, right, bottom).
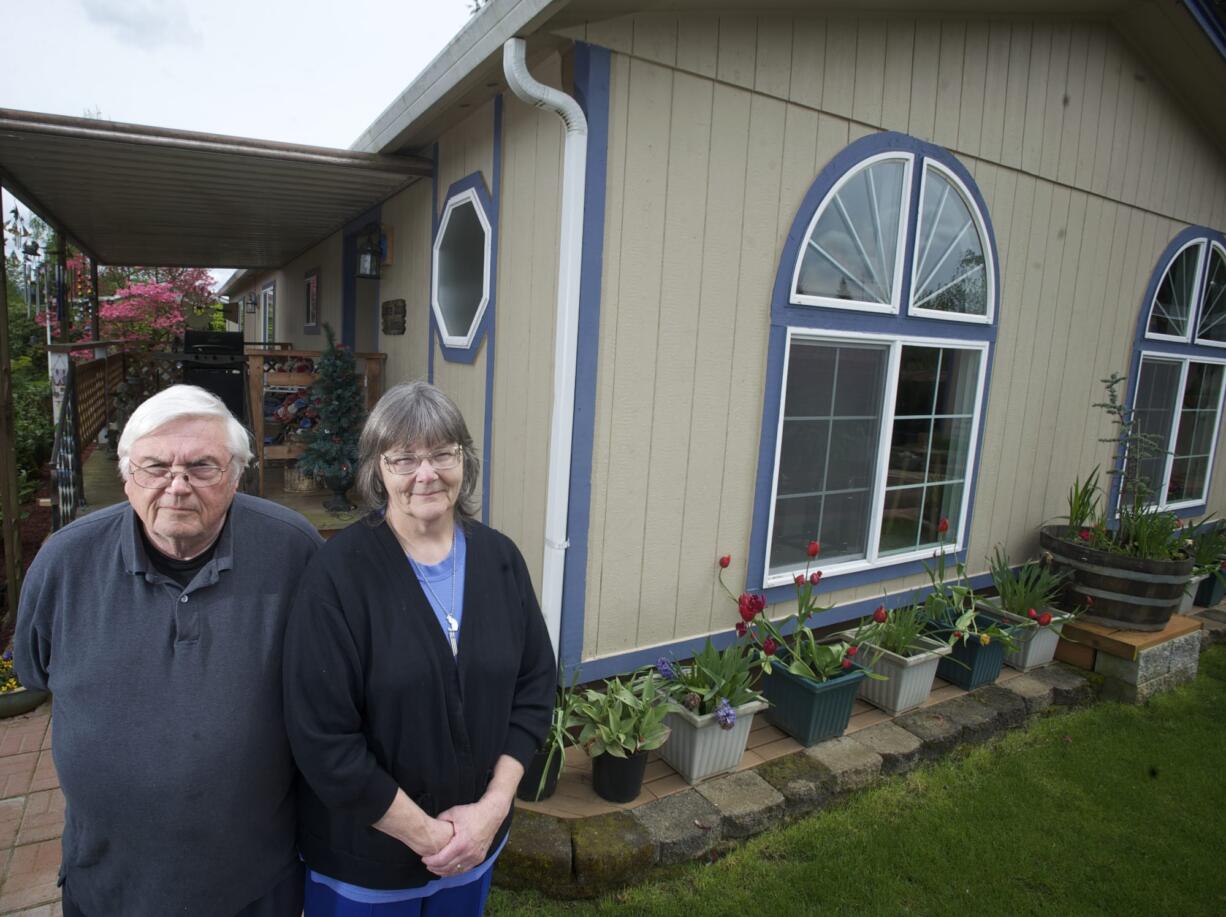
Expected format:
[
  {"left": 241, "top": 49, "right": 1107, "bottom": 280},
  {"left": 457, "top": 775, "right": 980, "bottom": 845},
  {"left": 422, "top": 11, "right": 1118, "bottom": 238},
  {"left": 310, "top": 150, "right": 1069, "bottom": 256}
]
[{"left": 432, "top": 187, "right": 492, "bottom": 349}]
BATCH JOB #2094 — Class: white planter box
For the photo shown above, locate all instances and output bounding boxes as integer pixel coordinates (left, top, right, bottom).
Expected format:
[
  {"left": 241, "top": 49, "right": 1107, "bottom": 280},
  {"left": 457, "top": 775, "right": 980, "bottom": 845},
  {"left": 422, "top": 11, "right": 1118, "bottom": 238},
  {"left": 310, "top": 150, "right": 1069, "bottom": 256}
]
[
  {"left": 1178, "top": 574, "right": 1208, "bottom": 616},
  {"left": 659, "top": 699, "right": 767, "bottom": 785},
  {"left": 986, "top": 605, "right": 1072, "bottom": 672},
  {"left": 856, "top": 636, "right": 952, "bottom": 716}
]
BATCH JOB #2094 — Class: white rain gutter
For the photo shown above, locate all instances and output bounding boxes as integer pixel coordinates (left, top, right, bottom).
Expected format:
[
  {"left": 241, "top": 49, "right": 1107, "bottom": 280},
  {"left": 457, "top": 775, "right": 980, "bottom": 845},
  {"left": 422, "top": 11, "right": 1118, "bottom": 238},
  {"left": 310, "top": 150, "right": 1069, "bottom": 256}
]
[{"left": 502, "top": 37, "right": 588, "bottom": 657}]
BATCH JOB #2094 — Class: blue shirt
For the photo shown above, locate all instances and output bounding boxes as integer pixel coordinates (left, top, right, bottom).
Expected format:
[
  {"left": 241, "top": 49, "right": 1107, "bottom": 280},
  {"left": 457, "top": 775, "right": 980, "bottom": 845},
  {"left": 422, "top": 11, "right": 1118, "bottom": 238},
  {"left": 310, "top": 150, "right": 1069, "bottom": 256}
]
[{"left": 408, "top": 525, "right": 467, "bottom": 654}]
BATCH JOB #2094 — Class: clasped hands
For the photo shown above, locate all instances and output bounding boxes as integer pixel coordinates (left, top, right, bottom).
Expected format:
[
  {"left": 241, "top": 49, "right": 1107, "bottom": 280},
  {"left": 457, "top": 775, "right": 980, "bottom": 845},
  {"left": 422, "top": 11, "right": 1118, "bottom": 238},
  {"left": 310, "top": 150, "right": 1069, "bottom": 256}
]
[{"left": 416, "top": 796, "right": 505, "bottom": 877}]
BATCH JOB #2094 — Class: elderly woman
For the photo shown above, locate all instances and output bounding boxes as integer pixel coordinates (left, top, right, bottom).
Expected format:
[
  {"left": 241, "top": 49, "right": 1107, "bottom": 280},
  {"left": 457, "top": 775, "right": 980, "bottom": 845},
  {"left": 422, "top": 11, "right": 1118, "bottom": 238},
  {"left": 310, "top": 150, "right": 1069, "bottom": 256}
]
[{"left": 283, "top": 381, "right": 556, "bottom": 916}]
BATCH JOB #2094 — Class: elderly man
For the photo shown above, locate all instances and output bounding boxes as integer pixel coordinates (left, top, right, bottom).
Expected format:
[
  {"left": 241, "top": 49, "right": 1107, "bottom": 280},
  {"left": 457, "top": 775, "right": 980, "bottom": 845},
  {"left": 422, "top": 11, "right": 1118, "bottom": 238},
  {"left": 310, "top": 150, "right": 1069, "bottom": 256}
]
[{"left": 15, "top": 384, "right": 324, "bottom": 917}]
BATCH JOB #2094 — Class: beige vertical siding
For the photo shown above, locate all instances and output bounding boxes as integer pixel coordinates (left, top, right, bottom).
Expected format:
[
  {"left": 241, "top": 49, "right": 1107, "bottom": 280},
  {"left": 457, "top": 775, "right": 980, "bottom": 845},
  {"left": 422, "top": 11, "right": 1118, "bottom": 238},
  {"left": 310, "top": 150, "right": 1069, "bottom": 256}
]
[
  {"left": 377, "top": 179, "right": 434, "bottom": 388},
  {"left": 571, "top": 13, "right": 1226, "bottom": 665},
  {"left": 488, "top": 54, "right": 566, "bottom": 592}
]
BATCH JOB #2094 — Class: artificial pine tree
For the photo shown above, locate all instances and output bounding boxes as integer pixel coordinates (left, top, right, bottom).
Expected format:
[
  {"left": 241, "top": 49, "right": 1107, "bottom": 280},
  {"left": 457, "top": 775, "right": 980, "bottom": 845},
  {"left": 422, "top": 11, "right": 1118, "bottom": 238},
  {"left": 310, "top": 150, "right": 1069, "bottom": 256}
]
[{"left": 297, "top": 323, "right": 364, "bottom": 511}]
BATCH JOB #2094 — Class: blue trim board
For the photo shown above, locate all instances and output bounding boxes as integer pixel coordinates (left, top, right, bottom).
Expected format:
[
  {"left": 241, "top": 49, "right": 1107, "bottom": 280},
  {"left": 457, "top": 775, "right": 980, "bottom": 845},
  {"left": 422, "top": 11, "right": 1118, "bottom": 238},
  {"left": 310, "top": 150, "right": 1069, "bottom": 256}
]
[
  {"left": 481, "top": 96, "right": 503, "bottom": 525},
  {"left": 558, "top": 42, "right": 611, "bottom": 676},
  {"left": 1112, "top": 224, "right": 1226, "bottom": 519},
  {"left": 565, "top": 569, "right": 996, "bottom": 683},
  {"left": 748, "top": 131, "right": 1001, "bottom": 607},
  {"left": 1184, "top": 0, "right": 1226, "bottom": 62},
  {"left": 428, "top": 143, "right": 439, "bottom": 384},
  {"left": 341, "top": 204, "right": 381, "bottom": 349}
]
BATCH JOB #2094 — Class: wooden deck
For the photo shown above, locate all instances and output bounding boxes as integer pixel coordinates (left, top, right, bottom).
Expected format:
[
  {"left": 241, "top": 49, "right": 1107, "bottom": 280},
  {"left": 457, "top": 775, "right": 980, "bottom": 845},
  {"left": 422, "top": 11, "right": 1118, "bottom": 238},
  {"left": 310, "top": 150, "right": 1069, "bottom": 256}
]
[{"left": 78, "top": 446, "right": 366, "bottom": 537}]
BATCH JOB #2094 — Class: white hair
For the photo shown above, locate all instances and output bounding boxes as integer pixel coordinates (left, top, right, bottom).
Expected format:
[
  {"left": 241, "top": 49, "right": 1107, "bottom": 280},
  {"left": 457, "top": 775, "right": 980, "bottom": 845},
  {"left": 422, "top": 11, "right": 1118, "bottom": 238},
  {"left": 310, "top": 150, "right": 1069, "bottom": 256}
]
[{"left": 117, "top": 384, "right": 253, "bottom": 480}]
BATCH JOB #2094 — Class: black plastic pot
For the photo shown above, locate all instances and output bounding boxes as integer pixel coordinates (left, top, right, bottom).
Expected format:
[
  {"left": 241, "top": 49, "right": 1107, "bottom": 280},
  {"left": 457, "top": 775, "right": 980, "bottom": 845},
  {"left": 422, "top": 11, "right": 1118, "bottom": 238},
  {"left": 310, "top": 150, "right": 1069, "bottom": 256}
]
[
  {"left": 1195, "top": 572, "right": 1226, "bottom": 608},
  {"left": 516, "top": 746, "right": 563, "bottom": 802},
  {"left": 591, "top": 749, "right": 648, "bottom": 803}
]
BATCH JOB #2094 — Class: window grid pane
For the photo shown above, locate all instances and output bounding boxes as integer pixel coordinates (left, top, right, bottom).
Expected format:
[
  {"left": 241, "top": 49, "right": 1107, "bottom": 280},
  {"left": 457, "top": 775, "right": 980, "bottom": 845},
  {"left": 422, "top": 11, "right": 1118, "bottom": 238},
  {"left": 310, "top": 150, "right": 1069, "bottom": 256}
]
[
  {"left": 911, "top": 168, "right": 988, "bottom": 316},
  {"left": 1147, "top": 245, "right": 1201, "bottom": 339},
  {"left": 879, "top": 346, "right": 979, "bottom": 555},
  {"left": 770, "top": 341, "right": 888, "bottom": 575},
  {"left": 1167, "top": 362, "right": 1224, "bottom": 504},
  {"left": 1197, "top": 247, "right": 1226, "bottom": 344},
  {"left": 795, "top": 160, "right": 906, "bottom": 306}
]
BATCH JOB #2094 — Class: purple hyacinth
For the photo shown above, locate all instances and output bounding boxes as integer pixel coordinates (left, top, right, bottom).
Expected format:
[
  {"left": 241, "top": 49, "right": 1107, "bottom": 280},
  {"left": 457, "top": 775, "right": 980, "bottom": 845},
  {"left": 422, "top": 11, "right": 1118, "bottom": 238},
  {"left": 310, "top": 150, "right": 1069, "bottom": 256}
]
[
  {"left": 656, "top": 656, "right": 677, "bottom": 680},
  {"left": 1, "top": 650, "right": 10, "bottom": 662},
  {"left": 714, "top": 698, "right": 736, "bottom": 730}
]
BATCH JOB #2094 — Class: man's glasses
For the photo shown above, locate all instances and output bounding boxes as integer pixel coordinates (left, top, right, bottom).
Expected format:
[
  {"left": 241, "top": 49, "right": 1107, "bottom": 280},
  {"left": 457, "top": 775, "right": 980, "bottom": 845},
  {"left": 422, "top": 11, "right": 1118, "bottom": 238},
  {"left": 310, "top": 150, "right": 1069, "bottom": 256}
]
[
  {"left": 129, "top": 462, "right": 231, "bottom": 489},
  {"left": 382, "top": 447, "right": 462, "bottom": 476}
]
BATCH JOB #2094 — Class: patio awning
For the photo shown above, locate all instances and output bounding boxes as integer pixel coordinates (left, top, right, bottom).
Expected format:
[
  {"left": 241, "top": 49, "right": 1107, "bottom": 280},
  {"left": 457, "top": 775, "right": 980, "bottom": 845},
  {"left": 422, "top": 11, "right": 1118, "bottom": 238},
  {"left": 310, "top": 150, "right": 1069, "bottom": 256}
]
[{"left": 0, "top": 108, "right": 432, "bottom": 268}]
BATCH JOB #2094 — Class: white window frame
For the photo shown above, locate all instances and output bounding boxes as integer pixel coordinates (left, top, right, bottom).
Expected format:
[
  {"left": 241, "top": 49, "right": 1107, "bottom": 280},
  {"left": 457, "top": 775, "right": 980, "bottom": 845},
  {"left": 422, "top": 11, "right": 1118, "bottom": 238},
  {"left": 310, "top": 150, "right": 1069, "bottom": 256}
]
[
  {"left": 789, "top": 152, "right": 914, "bottom": 315},
  {"left": 431, "top": 187, "right": 492, "bottom": 350},
  {"left": 260, "top": 282, "right": 276, "bottom": 344},
  {"left": 907, "top": 160, "right": 995, "bottom": 326},
  {"left": 1193, "top": 241, "right": 1226, "bottom": 350},
  {"left": 1144, "top": 240, "right": 1206, "bottom": 345},
  {"left": 1131, "top": 349, "right": 1226, "bottom": 512},
  {"left": 762, "top": 326, "right": 989, "bottom": 589}
]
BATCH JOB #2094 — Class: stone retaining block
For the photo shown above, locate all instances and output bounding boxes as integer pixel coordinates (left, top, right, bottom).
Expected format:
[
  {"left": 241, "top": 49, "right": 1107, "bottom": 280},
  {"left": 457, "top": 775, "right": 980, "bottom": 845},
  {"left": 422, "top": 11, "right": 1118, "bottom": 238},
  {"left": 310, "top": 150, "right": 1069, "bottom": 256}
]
[
  {"left": 695, "top": 770, "right": 785, "bottom": 839},
  {"left": 893, "top": 708, "right": 963, "bottom": 759},
  {"left": 851, "top": 722, "right": 922, "bottom": 775},
  {"left": 930, "top": 695, "right": 1000, "bottom": 744},
  {"left": 1000, "top": 674, "right": 1055, "bottom": 714},
  {"left": 571, "top": 812, "right": 655, "bottom": 893},
  {"left": 630, "top": 790, "right": 721, "bottom": 865},
  {"left": 754, "top": 750, "right": 835, "bottom": 816},
  {"left": 969, "top": 684, "right": 1028, "bottom": 729},
  {"left": 496, "top": 809, "right": 571, "bottom": 891},
  {"left": 1027, "top": 664, "right": 1094, "bottom": 706},
  {"left": 805, "top": 736, "right": 883, "bottom": 793}
]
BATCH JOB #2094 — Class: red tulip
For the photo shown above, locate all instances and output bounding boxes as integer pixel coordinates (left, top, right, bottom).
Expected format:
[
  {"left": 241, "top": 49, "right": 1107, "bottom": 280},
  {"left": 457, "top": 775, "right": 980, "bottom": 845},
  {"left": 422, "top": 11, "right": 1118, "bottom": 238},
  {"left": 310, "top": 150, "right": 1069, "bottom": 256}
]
[
  {"left": 845, "top": 645, "right": 859, "bottom": 657},
  {"left": 1027, "top": 608, "right": 1038, "bottom": 620},
  {"left": 953, "top": 630, "right": 962, "bottom": 640},
  {"left": 795, "top": 574, "right": 806, "bottom": 586},
  {"left": 1085, "top": 595, "right": 1095, "bottom": 606},
  {"left": 718, "top": 554, "right": 731, "bottom": 569},
  {"left": 938, "top": 517, "right": 949, "bottom": 534},
  {"left": 807, "top": 540, "right": 820, "bottom": 558},
  {"left": 873, "top": 605, "right": 888, "bottom": 624},
  {"left": 809, "top": 571, "right": 822, "bottom": 586},
  {"left": 735, "top": 621, "right": 748, "bottom": 637},
  {"left": 1078, "top": 528, "right": 1091, "bottom": 542},
  {"left": 1038, "top": 612, "right": 1053, "bottom": 626},
  {"left": 763, "top": 638, "right": 778, "bottom": 656},
  {"left": 841, "top": 658, "right": 853, "bottom": 670}
]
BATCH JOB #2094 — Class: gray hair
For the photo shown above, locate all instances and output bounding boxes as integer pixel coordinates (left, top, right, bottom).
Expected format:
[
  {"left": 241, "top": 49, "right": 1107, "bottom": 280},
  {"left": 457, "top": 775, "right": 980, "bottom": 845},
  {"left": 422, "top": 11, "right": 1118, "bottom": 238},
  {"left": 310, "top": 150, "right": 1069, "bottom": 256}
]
[
  {"left": 117, "top": 384, "right": 253, "bottom": 480},
  {"left": 356, "top": 381, "right": 480, "bottom": 520}
]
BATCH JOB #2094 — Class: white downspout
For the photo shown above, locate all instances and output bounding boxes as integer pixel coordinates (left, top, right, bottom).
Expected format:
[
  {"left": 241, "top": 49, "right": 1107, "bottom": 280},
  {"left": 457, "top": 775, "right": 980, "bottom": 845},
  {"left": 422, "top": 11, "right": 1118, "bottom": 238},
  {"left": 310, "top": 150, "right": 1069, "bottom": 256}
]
[{"left": 502, "top": 38, "right": 588, "bottom": 657}]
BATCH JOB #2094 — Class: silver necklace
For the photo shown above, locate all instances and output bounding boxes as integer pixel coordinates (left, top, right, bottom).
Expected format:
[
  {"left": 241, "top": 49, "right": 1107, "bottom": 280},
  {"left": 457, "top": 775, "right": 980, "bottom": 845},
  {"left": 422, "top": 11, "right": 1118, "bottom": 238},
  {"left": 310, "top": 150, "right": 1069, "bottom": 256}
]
[{"left": 409, "top": 534, "right": 459, "bottom": 656}]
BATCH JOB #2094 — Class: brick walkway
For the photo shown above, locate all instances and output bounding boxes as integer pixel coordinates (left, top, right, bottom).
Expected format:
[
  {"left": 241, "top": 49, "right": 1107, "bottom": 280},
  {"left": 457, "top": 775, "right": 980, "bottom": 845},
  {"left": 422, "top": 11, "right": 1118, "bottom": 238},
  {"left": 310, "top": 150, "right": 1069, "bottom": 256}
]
[{"left": 0, "top": 700, "right": 61, "bottom": 916}]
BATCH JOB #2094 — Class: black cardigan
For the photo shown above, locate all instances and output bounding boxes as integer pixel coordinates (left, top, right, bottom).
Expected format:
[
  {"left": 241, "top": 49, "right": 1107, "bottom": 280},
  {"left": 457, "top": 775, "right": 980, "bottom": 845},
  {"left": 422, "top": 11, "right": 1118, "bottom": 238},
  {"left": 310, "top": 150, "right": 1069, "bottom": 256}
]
[{"left": 283, "top": 516, "right": 556, "bottom": 889}]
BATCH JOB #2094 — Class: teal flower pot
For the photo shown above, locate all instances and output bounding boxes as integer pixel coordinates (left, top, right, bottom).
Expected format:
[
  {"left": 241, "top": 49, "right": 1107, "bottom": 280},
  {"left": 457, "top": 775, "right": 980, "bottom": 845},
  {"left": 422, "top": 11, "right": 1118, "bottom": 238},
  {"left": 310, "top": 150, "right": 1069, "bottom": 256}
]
[
  {"left": 762, "top": 665, "right": 866, "bottom": 747},
  {"left": 935, "top": 635, "right": 1006, "bottom": 690}
]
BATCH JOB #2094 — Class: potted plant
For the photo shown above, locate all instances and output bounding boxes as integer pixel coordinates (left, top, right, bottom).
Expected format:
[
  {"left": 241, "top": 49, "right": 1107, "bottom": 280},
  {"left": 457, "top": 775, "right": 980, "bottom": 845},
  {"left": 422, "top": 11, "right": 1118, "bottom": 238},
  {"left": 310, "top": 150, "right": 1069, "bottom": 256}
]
[
  {"left": 572, "top": 670, "right": 671, "bottom": 803},
  {"left": 736, "top": 541, "right": 871, "bottom": 746},
  {"left": 982, "top": 547, "right": 1073, "bottom": 672},
  {"left": 516, "top": 674, "right": 580, "bottom": 803},
  {"left": 848, "top": 602, "right": 952, "bottom": 716},
  {"left": 1040, "top": 375, "right": 1193, "bottom": 631},
  {"left": 0, "top": 649, "right": 49, "bottom": 719},
  {"left": 655, "top": 567, "right": 767, "bottom": 783},
  {"left": 1184, "top": 517, "right": 1226, "bottom": 611},
  {"left": 921, "top": 524, "right": 1016, "bottom": 690}
]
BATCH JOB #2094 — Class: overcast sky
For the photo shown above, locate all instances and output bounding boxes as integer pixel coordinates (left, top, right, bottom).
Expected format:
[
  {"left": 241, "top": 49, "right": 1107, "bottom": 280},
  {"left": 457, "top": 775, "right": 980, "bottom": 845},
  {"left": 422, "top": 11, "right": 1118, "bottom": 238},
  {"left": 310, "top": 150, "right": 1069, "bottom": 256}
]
[{"left": 1, "top": 0, "right": 474, "bottom": 285}]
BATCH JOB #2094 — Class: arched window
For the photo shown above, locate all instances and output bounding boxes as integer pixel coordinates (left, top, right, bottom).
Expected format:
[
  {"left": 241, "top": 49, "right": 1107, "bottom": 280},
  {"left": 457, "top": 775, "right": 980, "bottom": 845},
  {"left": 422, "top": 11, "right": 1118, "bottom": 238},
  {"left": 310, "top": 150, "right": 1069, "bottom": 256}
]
[
  {"left": 1126, "top": 228, "right": 1226, "bottom": 513},
  {"left": 750, "top": 133, "right": 998, "bottom": 592}
]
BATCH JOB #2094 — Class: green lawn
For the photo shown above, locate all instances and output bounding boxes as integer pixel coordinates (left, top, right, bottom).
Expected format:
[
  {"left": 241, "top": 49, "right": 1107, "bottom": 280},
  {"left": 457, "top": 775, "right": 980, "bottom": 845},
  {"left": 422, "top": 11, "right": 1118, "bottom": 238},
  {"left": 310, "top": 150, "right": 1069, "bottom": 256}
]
[{"left": 489, "top": 646, "right": 1226, "bottom": 916}]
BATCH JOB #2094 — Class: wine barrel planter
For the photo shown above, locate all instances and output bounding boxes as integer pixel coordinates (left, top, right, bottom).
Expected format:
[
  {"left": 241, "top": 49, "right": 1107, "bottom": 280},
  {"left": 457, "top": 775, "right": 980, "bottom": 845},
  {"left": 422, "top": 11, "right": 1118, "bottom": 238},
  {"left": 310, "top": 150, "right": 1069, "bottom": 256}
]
[{"left": 1039, "top": 525, "right": 1192, "bottom": 632}]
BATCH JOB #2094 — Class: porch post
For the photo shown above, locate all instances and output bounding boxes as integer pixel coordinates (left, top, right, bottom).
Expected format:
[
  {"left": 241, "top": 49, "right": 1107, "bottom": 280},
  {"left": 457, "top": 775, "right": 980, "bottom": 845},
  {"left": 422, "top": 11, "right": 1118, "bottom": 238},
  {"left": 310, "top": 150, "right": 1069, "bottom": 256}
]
[
  {"left": 0, "top": 181, "right": 25, "bottom": 627},
  {"left": 90, "top": 258, "right": 100, "bottom": 341}
]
